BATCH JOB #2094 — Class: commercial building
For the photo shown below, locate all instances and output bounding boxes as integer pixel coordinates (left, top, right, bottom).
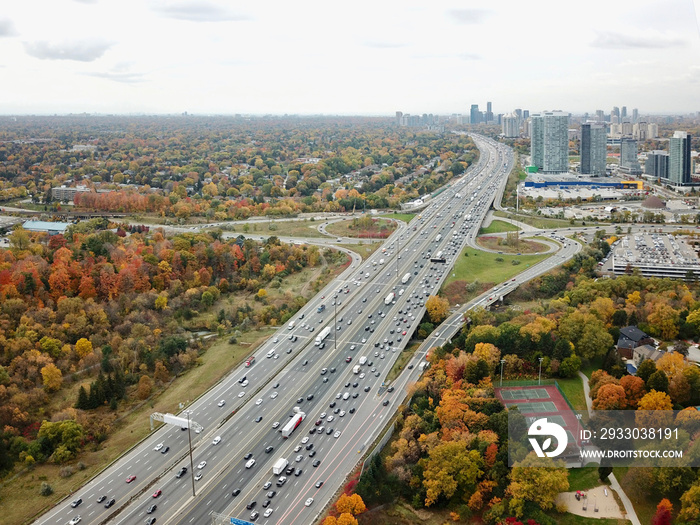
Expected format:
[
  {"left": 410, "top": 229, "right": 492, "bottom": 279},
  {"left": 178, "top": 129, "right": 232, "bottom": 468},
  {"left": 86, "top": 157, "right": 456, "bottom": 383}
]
[
  {"left": 22, "top": 220, "right": 72, "bottom": 236},
  {"left": 470, "top": 104, "right": 481, "bottom": 125},
  {"left": 580, "top": 122, "right": 607, "bottom": 176},
  {"left": 530, "top": 111, "right": 570, "bottom": 173},
  {"left": 669, "top": 131, "right": 692, "bottom": 185},
  {"left": 51, "top": 185, "right": 90, "bottom": 202},
  {"left": 610, "top": 233, "right": 700, "bottom": 280}
]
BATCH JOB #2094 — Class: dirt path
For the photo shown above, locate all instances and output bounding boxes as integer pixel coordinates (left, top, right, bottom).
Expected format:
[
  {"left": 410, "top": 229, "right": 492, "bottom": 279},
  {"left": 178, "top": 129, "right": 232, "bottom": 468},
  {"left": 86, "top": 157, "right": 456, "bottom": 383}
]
[{"left": 299, "top": 251, "right": 328, "bottom": 297}]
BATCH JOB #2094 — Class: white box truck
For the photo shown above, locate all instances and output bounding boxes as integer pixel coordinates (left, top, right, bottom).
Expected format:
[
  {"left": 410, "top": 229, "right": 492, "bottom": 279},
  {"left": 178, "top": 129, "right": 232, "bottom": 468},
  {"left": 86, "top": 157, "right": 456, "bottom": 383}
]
[
  {"left": 272, "top": 458, "right": 288, "bottom": 475},
  {"left": 288, "top": 321, "right": 295, "bottom": 330},
  {"left": 384, "top": 292, "right": 395, "bottom": 305},
  {"left": 353, "top": 365, "right": 361, "bottom": 374},
  {"left": 359, "top": 356, "right": 367, "bottom": 365},
  {"left": 401, "top": 273, "right": 411, "bottom": 285}
]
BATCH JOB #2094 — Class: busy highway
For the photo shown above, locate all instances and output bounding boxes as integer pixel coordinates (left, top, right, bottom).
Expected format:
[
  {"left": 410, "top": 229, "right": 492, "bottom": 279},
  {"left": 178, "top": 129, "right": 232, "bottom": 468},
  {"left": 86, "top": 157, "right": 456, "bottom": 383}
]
[{"left": 36, "top": 135, "right": 520, "bottom": 525}]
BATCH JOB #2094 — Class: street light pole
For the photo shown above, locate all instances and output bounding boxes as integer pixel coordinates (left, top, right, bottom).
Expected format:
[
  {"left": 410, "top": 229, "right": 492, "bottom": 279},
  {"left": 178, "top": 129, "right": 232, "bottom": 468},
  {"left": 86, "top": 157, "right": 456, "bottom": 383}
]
[
  {"left": 334, "top": 296, "right": 337, "bottom": 351},
  {"left": 538, "top": 357, "right": 544, "bottom": 386},
  {"left": 500, "top": 358, "right": 505, "bottom": 386}
]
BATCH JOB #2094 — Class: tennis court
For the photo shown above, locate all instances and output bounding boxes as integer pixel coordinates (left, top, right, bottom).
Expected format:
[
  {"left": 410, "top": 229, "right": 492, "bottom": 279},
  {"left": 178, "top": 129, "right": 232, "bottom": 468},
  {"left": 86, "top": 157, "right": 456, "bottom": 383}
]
[
  {"left": 500, "top": 388, "right": 551, "bottom": 400},
  {"left": 507, "top": 401, "right": 557, "bottom": 412}
]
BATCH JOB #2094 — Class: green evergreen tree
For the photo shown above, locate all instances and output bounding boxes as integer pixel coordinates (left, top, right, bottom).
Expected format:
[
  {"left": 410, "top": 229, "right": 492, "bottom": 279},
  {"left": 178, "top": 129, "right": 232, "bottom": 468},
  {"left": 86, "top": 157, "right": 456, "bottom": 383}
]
[{"left": 75, "top": 386, "right": 89, "bottom": 410}]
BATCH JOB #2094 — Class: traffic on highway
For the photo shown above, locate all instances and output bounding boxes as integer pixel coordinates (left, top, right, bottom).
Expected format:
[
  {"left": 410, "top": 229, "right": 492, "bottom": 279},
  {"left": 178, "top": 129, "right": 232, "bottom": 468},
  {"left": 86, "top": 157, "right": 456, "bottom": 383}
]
[{"left": 37, "top": 136, "right": 540, "bottom": 525}]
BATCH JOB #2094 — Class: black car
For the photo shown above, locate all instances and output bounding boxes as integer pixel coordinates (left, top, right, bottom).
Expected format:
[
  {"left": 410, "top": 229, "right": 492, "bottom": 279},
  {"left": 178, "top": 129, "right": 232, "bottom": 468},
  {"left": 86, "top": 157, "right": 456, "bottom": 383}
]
[
  {"left": 306, "top": 394, "right": 314, "bottom": 401},
  {"left": 297, "top": 397, "right": 304, "bottom": 404},
  {"left": 232, "top": 489, "right": 241, "bottom": 497},
  {"left": 255, "top": 416, "right": 263, "bottom": 423},
  {"left": 286, "top": 466, "right": 295, "bottom": 475},
  {"left": 344, "top": 382, "right": 350, "bottom": 388},
  {"left": 352, "top": 382, "right": 358, "bottom": 388},
  {"left": 105, "top": 498, "right": 116, "bottom": 508},
  {"left": 147, "top": 504, "right": 157, "bottom": 514},
  {"left": 302, "top": 360, "right": 308, "bottom": 366},
  {"left": 387, "top": 386, "right": 395, "bottom": 392},
  {"left": 309, "top": 450, "right": 316, "bottom": 457},
  {"left": 294, "top": 468, "right": 303, "bottom": 476},
  {"left": 160, "top": 446, "right": 169, "bottom": 454},
  {"left": 97, "top": 495, "right": 106, "bottom": 503},
  {"left": 352, "top": 393, "right": 359, "bottom": 398},
  {"left": 273, "top": 382, "right": 279, "bottom": 388},
  {"left": 315, "top": 479, "right": 323, "bottom": 487},
  {"left": 266, "top": 490, "right": 277, "bottom": 498},
  {"left": 71, "top": 498, "right": 82, "bottom": 508},
  {"left": 330, "top": 367, "right": 336, "bottom": 373},
  {"left": 246, "top": 501, "right": 257, "bottom": 510},
  {"left": 146, "top": 518, "right": 156, "bottom": 525},
  {"left": 244, "top": 453, "right": 253, "bottom": 460},
  {"left": 364, "top": 386, "right": 371, "bottom": 392},
  {"left": 349, "top": 407, "right": 356, "bottom": 414},
  {"left": 329, "top": 401, "right": 336, "bottom": 408},
  {"left": 306, "top": 443, "right": 314, "bottom": 450},
  {"left": 265, "top": 446, "right": 274, "bottom": 453},
  {"left": 176, "top": 467, "right": 187, "bottom": 478},
  {"left": 309, "top": 428, "right": 316, "bottom": 434},
  {"left": 383, "top": 400, "right": 390, "bottom": 406},
  {"left": 262, "top": 500, "right": 271, "bottom": 508},
  {"left": 326, "top": 427, "right": 333, "bottom": 435}
]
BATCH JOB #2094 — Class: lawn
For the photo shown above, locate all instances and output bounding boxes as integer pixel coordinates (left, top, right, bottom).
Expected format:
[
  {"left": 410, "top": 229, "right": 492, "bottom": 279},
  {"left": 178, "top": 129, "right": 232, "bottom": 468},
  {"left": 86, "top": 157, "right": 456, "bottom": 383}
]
[
  {"left": 478, "top": 219, "right": 520, "bottom": 235},
  {"left": 222, "top": 219, "right": 324, "bottom": 238},
  {"left": 557, "top": 377, "right": 587, "bottom": 412},
  {"left": 568, "top": 466, "right": 610, "bottom": 491},
  {"left": 443, "top": 247, "right": 549, "bottom": 291},
  {"left": 379, "top": 212, "right": 417, "bottom": 224},
  {"left": 493, "top": 211, "right": 590, "bottom": 230},
  {"left": 343, "top": 242, "right": 383, "bottom": 261},
  {"left": 476, "top": 235, "right": 550, "bottom": 254},
  {"left": 547, "top": 514, "right": 630, "bottom": 525}
]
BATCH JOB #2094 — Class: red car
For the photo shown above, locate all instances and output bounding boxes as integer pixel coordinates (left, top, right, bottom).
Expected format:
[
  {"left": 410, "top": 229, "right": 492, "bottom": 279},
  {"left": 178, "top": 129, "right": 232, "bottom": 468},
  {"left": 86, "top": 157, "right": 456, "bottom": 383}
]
[
  {"left": 126, "top": 475, "right": 136, "bottom": 483},
  {"left": 152, "top": 489, "right": 162, "bottom": 498},
  {"left": 345, "top": 357, "right": 352, "bottom": 363},
  {"left": 402, "top": 330, "right": 407, "bottom": 335}
]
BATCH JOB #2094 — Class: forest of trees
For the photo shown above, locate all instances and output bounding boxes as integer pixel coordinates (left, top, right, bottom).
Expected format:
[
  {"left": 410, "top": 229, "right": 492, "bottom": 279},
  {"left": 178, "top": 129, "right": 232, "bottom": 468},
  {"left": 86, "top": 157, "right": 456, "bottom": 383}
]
[
  {"left": 0, "top": 116, "right": 478, "bottom": 219},
  {"left": 0, "top": 222, "right": 322, "bottom": 474}
]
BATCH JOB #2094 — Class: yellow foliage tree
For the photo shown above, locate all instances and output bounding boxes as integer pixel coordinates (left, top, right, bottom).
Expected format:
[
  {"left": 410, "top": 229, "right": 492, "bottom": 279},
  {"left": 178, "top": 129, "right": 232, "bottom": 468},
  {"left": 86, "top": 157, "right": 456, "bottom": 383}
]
[
  {"left": 75, "top": 338, "right": 93, "bottom": 359},
  {"left": 137, "top": 375, "right": 153, "bottom": 400},
  {"left": 257, "top": 289, "right": 268, "bottom": 300},
  {"left": 322, "top": 518, "right": 337, "bottom": 525},
  {"left": 41, "top": 363, "right": 63, "bottom": 392},
  {"left": 155, "top": 295, "right": 168, "bottom": 311},
  {"left": 336, "top": 494, "right": 366, "bottom": 515},
  {"left": 656, "top": 352, "right": 686, "bottom": 377},
  {"left": 336, "top": 514, "right": 358, "bottom": 525},
  {"left": 425, "top": 295, "right": 450, "bottom": 324},
  {"left": 473, "top": 343, "right": 501, "bottom": 373}
]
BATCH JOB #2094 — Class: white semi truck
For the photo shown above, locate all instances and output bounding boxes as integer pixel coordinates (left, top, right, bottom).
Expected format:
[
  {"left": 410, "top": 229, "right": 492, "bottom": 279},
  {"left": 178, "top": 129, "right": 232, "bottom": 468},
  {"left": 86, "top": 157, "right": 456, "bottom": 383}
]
[
  {"left": 384, "top": 292, "right": 395, "bottom": 305},
  {"left": 315, "top": 326, "right": 331, "bottom": 346},
  {"left": 272, "top": 458, "right": 288, "bottom": 475}
]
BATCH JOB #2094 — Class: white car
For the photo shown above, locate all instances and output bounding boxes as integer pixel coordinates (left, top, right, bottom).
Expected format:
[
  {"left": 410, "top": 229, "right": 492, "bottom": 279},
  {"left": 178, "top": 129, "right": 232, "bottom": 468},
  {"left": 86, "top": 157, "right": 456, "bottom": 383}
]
[
  {"left": 197, "top": 461, "right": 207, "bottom": 469},
  {"left": 270, "top": 392, "right": 278, "bottom": 399},
  {"left": 264, "top": 509, "right": 273, "bottom": 518},
  {"left": 194, "top": 472, "right": 203, "bottom": 481},
  {"left": 301, "top": 436, "right": 309, "bottom": 444},
  {"left": 327, "top": 415, "right": 334, "bottom": 422},
  {"left": 212, "top": 436, "right": 221, "bottom": 445},
  {"left": 294, "top": 445, "right": 302, "bottom": 452},
  {"left": 272, "top": 421, "right": 280, "bottom": 428},
  {"left": 241, "top": 380, "right": 249, "bottom": 387},
  {"left": 273, "top": 337, "right": 278, "bottom": 343},
  {"left": 255, "top": 398, "right": 263, "bottom": 405},
  {"left": 305, "top": 498, "right": 314, "bottom": 507},
  {"left": 217, "top": 399, "right": 225, "bottom": 407},
  {"left": 69, "top": 517, "right": 81, "bottom": 525},
  {"left": 238, "top": 391, "right": 245, "bottom": 398},
  {"left": 334, "top": 431, "right": 341, "bottom": 438},
  {"left": 339, "top": 410, "right": 346, "bottom": 417},
  {"left": 154, "top": 443, "right": 164, "bottom": 451},
  {"left": 359, "top": 373, "right": 366, "bottom": 379}
]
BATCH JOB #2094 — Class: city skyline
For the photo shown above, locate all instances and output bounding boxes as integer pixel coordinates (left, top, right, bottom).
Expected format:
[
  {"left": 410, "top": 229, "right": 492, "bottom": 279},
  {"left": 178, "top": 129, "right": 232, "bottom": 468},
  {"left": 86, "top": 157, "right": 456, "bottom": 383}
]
[{"left": 0, "top": 0, "right": 699, "bottom": 115}]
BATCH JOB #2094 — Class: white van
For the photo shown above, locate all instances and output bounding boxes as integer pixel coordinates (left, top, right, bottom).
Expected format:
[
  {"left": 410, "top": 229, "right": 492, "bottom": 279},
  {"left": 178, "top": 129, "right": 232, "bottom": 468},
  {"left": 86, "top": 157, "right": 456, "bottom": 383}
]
[
  {"left": 266, "top": 349, "right": 275, "bottom": 359},
  {"left": 245, "top": 459, "right": 256, "bottom": 469},
  {"left": 288, "top": 321, "right": 295, "bottom": 330},
  {"left": 359, "top": 356, "right": 367, "bottom": 365},
  {"left": 398, "top": 289, "right": 404, "bottom": 296}
]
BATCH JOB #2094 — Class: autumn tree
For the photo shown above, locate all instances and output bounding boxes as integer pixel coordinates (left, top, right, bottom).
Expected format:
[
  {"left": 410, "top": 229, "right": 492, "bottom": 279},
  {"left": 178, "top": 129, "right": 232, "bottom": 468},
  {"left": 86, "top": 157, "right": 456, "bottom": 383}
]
[
  {"left": 593, "top": 383, "right": 627, "bottom": 410},
  {"left": 425, "top": 295, "right": 450, "bottom": 324},
  {"left": 75, "top": 338, "right": 94, "bottom": 359},
  {"left": 41, "top": 363, "right": 63, "bottom": 392},
  {"left": 336, "top": 494, "right": 366, "bottom": 515},
  {"left": 652, "top": 498, "right": 673, "bottom": 525},
  {"left": 422, "top": 441, "right": 483, "bottom": 506},
  {"left": 647, "top": 302, "right": 680, "bottom": 340},
  {"left": 619, "top": 375, "right": 646, "bottom": 409},
  {"left": 636, "top": 390, "right": 674, "bottom": 430},
  {"left": 507, "top": 453, "right": 569, "bottom": 517},
  {"left": 336, "top": 515, "right": 358, "bottom": 525},
  {"left": 154, "top": 361, "right": 170, "bottom": 384},
  {"left": 679, "top": 483, "right": 700, "bottom": 523},
  {"left": 473, "top": 343, "right": 501, "bottom": 373},
  {"left": 137, "top": 375, "right": 153, "bottom": 400}
]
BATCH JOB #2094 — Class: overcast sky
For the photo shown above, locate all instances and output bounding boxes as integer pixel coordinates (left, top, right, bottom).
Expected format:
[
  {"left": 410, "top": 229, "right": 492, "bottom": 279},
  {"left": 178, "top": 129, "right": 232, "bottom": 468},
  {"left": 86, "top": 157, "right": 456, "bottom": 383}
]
[{"left": 1, "top": 0, "right": 699, "bottom": 116}]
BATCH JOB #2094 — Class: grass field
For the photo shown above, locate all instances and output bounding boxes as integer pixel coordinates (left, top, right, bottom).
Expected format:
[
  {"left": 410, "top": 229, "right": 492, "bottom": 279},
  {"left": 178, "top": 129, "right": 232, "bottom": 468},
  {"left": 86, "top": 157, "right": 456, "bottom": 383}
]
[
  {"left": 476, "top": 235, "right": 550, "bottom": 254},
  {"left": 325, "top": 218, "right": 397, "bottom": 238},
  {"left": 222, "top": 219, "right": 324, "bottom": 238},
  {"left": 386, "top": 342, "right": 421, "bottom": 383},
  {"left": 443, "top": 247, "right": 550, "bottom": 290},
  {"left": 379, "top": 213, "right": 416, "bottom": 224},
  {"left": 478, "top": 219, "right": 520, "bottom": 235},
  {"left": 557, "top": 377, "right": 587, "bottom": 412},
  {"left": 343, "top": 242, "right": 383, "bottom": 261},
  {"left": 568, "top": 466, "right": 610, "bottom": 491},
  {"left": 616, "top": 466, "right": 667, "bottom": 525}
]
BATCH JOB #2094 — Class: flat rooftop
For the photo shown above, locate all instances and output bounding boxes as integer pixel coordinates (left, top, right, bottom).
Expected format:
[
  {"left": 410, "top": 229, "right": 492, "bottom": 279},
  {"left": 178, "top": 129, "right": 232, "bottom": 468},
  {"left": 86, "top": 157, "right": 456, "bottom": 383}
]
[{"left": 611, "top": 233, "right": 700, "bottom": 279}]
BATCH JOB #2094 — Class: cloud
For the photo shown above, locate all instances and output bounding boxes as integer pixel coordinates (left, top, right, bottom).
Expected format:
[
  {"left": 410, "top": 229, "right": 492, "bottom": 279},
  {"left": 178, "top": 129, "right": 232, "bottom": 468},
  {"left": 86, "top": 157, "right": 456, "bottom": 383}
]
[
  {"left": 458, "top": 53, "right": 482, "bottom": 61},
  {"left": 363, "top": 40, "right": 405, "bottom": 49},
  {"left": 0, "top": 18, "right": 18, "bottom": 37},
  {"left": 153, "top": 1, "right": 251, "bottom": 22},
  {"left": 591, "top": 31, "right": 686, "bottom": 49},
  {"left": 24, "top": 40, "right": 113, "bottom": 62},
  {"left": 84, "top": 62, "right": 146, "bottom": 83},
  {"left": 446, "top": 9, "right": 491, "bottom": 24}
]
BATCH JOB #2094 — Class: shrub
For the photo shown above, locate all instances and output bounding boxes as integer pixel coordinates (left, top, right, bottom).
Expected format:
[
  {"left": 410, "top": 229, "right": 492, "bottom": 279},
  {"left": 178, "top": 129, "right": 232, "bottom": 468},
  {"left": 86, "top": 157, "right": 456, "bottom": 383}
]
[
  {"left": 40, "top": 482, "right": 53, "bottom": 496},
  {"left": 59, "top": 466, "right": 74, "bottom": 478}
]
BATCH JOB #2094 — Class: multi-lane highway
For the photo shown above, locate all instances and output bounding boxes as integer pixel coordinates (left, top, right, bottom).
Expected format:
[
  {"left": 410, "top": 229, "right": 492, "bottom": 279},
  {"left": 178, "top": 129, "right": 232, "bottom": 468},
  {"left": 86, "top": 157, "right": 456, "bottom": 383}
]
[{"left": 36, "top": 135, "right": 525, "bottom": 525}]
